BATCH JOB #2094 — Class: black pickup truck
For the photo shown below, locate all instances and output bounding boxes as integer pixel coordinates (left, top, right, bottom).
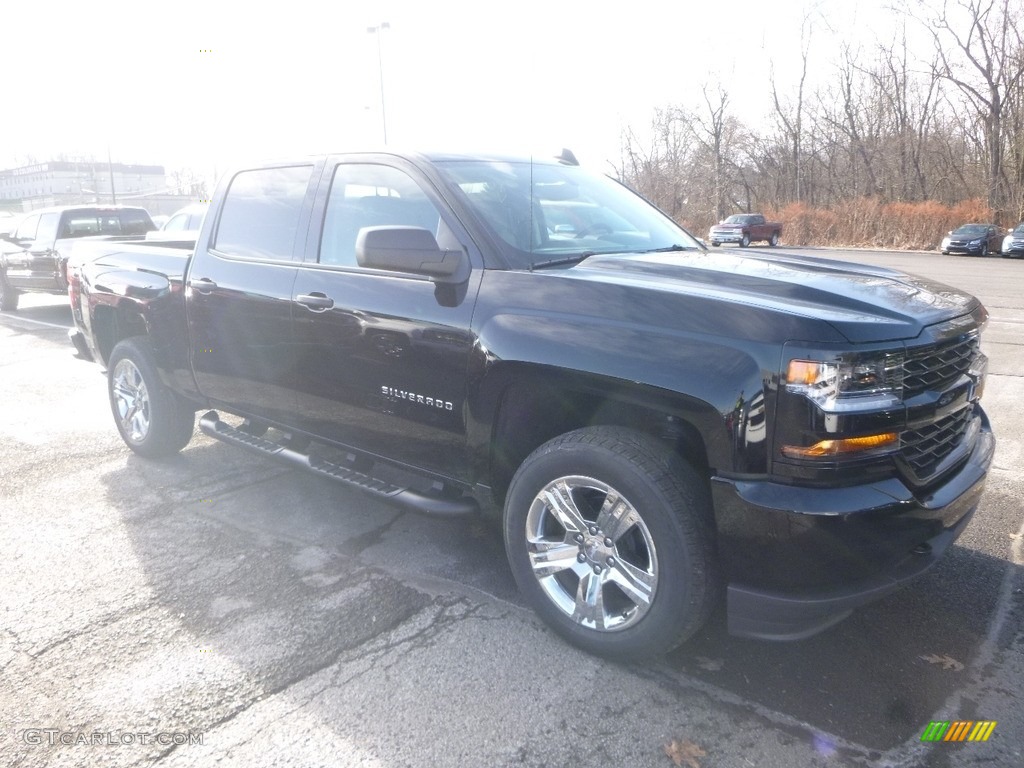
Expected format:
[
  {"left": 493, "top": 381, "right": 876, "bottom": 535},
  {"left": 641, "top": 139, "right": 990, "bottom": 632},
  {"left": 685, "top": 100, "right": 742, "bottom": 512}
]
[
  {"left": 68, "top": 151, "right": 995, "bottom": 658},
  {"left": 0, "top": 205, "right": 155, "bottom": 310}
]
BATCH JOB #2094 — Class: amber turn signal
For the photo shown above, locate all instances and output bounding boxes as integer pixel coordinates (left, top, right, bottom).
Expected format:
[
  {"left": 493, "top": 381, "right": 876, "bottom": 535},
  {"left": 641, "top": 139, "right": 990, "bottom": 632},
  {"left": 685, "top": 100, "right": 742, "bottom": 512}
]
[
  {"left": 781, "top": 432, "right": 899, "bottom": 458},
  {"left": 786, "top": 360, "right": 826, "bottom": 386}
]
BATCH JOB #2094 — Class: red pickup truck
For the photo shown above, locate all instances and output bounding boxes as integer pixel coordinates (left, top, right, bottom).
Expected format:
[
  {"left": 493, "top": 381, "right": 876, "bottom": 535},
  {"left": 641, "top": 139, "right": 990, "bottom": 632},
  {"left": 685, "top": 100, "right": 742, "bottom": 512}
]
[{"left": 708, "top": 214, "right": 782, "bottom": 248}]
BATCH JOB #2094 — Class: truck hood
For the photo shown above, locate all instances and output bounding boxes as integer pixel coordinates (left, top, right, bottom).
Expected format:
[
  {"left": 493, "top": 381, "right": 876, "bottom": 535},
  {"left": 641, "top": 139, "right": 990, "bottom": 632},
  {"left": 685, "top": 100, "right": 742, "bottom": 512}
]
[{"left": 566, "top": 249, "right": 980, "bottom": 343}]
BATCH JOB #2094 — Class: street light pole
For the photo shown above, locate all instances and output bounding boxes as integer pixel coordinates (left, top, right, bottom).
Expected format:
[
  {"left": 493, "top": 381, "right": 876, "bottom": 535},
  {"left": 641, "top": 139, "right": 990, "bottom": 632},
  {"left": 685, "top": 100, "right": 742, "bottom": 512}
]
[
  {"left": 107, "top": 146, "right": 117, "bottom": 204},
  {"left": 367, "top": 22, "right": 390, "bottom": 144}
]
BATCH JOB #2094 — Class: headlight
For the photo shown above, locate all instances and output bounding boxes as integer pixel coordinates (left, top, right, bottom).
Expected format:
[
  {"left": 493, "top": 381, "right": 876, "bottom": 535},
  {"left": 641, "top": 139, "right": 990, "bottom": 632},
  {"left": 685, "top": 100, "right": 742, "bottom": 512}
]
[
  {"left": 785, "top": 353, "right": 903, "bottom": 412},
  {"left": 969, "top": 238, "right": 982, "bottom": 245}
]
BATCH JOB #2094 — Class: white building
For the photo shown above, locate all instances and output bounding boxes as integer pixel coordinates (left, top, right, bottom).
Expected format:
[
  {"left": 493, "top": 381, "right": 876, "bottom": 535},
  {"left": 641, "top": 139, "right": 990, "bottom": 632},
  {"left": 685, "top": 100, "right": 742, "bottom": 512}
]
[{"left": 0, "top": 160, "right": 167, "bottom": 209}]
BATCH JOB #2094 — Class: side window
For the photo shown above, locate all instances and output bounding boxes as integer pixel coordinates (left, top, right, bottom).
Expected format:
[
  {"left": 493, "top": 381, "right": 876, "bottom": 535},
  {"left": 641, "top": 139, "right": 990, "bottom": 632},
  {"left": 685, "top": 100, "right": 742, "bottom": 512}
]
[
  {"left": 15, "top": 213, "right": 40, "bottom": 241},
  {"left": 319, "top": 164, "right": 443, "bottom": 268},
  {"left": 214, "top": 165, "right": 313, "bottom": 260}
]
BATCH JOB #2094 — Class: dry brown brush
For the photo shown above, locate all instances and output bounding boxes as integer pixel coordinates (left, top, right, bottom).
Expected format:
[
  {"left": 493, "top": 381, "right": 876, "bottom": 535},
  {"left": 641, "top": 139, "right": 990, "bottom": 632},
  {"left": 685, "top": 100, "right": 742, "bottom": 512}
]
[{"left": 755, "top": 198, "right": 995, "bottom": 250}]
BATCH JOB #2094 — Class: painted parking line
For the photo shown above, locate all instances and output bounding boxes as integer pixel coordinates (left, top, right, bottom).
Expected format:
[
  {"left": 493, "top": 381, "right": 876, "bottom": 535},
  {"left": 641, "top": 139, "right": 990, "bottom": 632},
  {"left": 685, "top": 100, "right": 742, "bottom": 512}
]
[{"left": 0, "top": 315, "right": 71, "bottom": 330}]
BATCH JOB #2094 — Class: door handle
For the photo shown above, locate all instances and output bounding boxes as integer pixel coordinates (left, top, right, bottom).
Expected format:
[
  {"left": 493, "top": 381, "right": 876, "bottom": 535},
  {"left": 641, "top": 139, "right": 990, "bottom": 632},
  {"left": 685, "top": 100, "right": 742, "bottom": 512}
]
[
  {"left": 296, "top": 292, "right": 334, "bottom": 312},
  {"left": 189, "top": 277, "right": 218, "bottom": 294}
]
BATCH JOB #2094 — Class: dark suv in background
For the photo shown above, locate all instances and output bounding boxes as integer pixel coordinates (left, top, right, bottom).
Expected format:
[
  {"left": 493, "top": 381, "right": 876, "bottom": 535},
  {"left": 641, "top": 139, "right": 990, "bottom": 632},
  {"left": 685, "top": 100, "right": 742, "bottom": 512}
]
[{"left": 0, "top": 205, "right": 155, "bottom": 310}]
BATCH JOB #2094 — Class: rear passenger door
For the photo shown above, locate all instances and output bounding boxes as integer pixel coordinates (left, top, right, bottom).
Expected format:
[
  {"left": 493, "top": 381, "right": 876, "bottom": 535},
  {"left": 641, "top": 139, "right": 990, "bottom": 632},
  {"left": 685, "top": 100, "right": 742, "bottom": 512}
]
[
  {"left": 187, "top": 163, "right": 319, "bottom": 426},
  {"left": 290, "top": 157, "right": 482, "bottom": 481}
]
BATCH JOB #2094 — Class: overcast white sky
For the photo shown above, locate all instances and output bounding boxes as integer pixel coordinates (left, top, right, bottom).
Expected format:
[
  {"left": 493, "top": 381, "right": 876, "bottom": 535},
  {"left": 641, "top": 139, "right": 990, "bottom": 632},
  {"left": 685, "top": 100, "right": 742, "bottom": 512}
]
[{"left": 4, "top": 0, "right": 907, "bottom": 182}]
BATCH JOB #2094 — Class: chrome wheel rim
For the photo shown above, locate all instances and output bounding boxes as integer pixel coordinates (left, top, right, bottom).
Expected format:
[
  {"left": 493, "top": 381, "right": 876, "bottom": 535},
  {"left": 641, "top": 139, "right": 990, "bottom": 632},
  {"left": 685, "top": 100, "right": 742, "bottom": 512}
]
[
  {"left": 525, "top": 475, "right": 658, "bottom": 632},
  {"left": 112, "top": 359, "right": 150, "bottom": 442}
]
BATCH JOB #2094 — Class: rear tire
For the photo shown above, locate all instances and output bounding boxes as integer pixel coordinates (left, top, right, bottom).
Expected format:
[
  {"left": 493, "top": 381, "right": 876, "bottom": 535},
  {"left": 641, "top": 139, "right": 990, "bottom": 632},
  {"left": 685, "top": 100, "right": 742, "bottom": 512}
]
[
  {"left": 503, "top": 426, "right": 718, "bottom": 658},
  {"left": 0, "top": 275, "right": 19, "bottom": 311},
  {"left": 108, "top": 337, "right": 195, "bottom": 458}
]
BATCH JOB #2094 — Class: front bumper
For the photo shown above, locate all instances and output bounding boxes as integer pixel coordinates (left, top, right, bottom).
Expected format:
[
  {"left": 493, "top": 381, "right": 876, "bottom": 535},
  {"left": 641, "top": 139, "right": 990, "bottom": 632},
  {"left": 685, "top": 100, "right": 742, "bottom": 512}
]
[
  {"left": 945, "top": 244, "right": 986, "bottom": 255},
  {"left": 709, "top": 230, "right": 743, "bottom": 243},
  {"left": 711, "top": 415, "right": 995, "bottom": 640}
]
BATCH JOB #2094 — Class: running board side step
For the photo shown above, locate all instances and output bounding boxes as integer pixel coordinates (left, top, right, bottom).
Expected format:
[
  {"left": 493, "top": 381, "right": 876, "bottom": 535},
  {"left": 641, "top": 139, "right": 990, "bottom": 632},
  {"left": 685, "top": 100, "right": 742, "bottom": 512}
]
[{"left": 198, "top": 411, "right": 478, "bottom": 517}]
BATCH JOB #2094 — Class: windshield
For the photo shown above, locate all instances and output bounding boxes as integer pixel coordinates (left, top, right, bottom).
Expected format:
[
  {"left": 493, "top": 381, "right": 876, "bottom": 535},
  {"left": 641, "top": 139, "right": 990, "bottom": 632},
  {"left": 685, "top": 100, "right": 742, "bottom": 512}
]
[
  {"left": 436, "top": 160, "right": 702, "bottom": 268},
  {"left": 953, "top": 224, "right": 988, "bottom": 236},
  {"left": 722, "top": 215, "right": 753, "bottom": 225}
]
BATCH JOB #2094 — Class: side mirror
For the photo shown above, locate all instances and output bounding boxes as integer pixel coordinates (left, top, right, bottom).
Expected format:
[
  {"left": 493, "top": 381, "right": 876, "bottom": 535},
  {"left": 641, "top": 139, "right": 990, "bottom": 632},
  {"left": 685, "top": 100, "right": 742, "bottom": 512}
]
[{"left": 356, "top": 226, "right": 468, "bottom": 283}]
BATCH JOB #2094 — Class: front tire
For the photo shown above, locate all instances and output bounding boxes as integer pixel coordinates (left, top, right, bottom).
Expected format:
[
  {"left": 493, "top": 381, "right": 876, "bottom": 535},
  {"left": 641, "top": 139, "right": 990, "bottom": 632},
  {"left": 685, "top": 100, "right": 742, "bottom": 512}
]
[
  {"left": 108, "top": 337, "right": 195, "bottom": 458},
  {"left": 769, "top": 232, "right": 779, "bottom": 247},
  {"left": 0, "top": 275, "right": 19, "bottom": 311},
  {"left": 503, "top": 427, "right": 717, "bottom": 658},
  {"left": 739, "top": 234, "right": 750, "bottom": 248},
  {"left": 980, "top": 243, "right": 989, "bottom": 256}
]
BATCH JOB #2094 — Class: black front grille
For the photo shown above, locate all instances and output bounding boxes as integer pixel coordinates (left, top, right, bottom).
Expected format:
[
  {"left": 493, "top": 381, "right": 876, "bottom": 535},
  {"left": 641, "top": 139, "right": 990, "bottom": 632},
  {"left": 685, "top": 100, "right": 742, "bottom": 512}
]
[
  {"left": 901, "top": 407, "right": 973, "bottom": 479},
  {"left": 903, "top": 334, "right": 979, "bottom": 397}
]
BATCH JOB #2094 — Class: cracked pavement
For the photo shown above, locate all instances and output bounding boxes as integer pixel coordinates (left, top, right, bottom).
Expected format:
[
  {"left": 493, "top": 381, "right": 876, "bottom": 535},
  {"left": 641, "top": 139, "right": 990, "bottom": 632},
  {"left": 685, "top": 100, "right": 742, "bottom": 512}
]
[{"left": 1, "top": 249, "right": 1022, "bottom": 767}]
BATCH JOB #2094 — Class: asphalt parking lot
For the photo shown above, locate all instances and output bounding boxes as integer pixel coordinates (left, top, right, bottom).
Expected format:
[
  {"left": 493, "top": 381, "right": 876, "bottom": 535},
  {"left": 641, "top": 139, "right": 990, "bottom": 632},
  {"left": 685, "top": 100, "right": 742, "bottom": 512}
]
[{"left": 2, "top": 248, "right": 1022, "bottom": 768}]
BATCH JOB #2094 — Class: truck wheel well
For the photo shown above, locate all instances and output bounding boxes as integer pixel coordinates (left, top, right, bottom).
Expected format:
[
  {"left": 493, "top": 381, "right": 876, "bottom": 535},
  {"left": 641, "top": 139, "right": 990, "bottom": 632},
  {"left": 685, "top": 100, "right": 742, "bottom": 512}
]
[
  {"left": 489, "top": 382, "right": 709, "bottom": 506},
  {"left": 94, "top": 304, "right": 148, "bottom": 365}
]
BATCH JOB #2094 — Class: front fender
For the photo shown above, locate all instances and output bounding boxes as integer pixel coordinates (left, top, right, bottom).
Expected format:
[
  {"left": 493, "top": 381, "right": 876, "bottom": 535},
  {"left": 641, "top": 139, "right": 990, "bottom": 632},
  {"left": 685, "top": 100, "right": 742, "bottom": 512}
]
[{"left": 471, "top": 310, "right": 774, "bottom": 475}]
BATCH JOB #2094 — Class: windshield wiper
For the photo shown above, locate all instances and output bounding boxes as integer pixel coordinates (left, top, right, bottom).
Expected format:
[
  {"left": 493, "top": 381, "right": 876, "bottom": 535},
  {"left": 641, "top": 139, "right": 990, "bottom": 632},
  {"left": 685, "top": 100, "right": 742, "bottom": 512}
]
[
  {"left": 642, "top": 244, "right": 700, "bottom": 253},
  {"left": 529, "top": 253, "right": 595, "bottom": 270}
]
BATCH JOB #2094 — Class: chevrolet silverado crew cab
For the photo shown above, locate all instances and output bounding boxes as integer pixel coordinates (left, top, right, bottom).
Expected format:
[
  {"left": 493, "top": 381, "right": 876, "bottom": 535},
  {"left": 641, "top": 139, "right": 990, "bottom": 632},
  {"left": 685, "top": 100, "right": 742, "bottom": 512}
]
[
  {"left": 708, "top": 213, "right": 782, "bottom": 248},
  {"left": 68, "top": 151, "right": 994, "bottom": 658},
  {"left": 0, "top": 205, "right": 155, "bottom": 310}
]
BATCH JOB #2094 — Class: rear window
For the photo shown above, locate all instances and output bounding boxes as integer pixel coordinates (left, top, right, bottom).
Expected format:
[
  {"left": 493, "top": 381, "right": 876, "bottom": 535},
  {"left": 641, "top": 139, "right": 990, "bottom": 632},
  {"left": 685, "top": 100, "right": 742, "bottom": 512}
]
[
  {"left": 119, "top": 209, "right": 154, "bottom": 235},
  {"left": 59, "top": 208, "right": 154, "bottom": 238},
  {"left": 213, "top": 166, "right": 313, "bottom": 260}
]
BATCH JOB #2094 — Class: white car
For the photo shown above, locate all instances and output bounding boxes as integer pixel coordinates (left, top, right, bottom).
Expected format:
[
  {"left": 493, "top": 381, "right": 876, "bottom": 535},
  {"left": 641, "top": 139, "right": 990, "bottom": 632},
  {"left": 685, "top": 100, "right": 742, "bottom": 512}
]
[{"left": 145, "top": 203, "right": 208, "bottom": 242}]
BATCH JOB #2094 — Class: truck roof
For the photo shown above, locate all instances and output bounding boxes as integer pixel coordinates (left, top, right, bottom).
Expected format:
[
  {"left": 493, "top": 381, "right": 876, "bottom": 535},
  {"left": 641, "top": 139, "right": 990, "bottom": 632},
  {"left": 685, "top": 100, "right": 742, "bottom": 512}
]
[{"left": 21, "top": 204, "right": 152, "bottom": 216}]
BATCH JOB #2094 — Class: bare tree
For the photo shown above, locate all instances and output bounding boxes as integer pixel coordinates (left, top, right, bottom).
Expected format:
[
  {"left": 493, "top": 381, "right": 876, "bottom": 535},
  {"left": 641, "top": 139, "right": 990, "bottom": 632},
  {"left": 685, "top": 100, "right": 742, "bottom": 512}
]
[
  {"left": 616, "top": 109, "right": 698, "bottom": 223},
  {"left": 695, "top": 84, "right": 730, "bottom": 220},
  {"left": 913, "top": 0, "right": 1024, "bottom": 218},
  {"left": 168, "top": 168, "right": 210, "bottom": 200},
  {"left": 768, "top": 8, "right": 814, "bottom": 203},
  {"left": 872, "top": 26, "right": 942, "bottom": 200}
]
